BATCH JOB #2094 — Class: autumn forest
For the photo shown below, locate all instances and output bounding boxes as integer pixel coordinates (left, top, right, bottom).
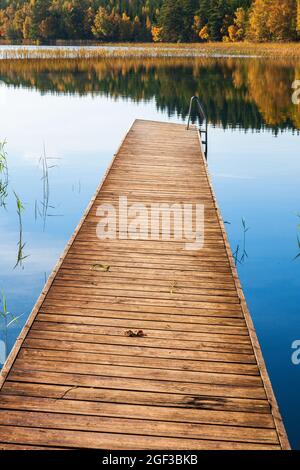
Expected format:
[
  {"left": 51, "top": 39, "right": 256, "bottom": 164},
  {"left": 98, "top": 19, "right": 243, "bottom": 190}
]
[{"left": 0, "top": 0, "right": 299, "bottom": 43}]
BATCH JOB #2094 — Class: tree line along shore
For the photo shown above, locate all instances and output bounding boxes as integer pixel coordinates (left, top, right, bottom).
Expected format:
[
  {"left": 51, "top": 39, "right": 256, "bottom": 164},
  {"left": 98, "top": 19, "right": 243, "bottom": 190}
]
[{"left": 0, "top": 1, "right": 299, "bottom": 43}]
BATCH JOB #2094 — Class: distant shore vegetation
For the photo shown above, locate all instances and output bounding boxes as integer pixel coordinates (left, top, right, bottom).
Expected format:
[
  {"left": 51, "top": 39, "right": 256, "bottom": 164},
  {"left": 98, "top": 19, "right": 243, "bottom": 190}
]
[
  {"left": 0, "top": 1, "right": 299, "bottom": 44},
  {"left": 2, "top": 42, "right": 300, "bottom": 60}
]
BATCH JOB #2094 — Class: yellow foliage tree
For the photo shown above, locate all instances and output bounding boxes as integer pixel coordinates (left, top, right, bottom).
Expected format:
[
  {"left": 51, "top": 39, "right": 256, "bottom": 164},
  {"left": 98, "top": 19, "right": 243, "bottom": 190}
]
[
  {"left": 267, "top": 0, "right": 297, "bottom": 40},
  {"left": 22, "top": 16, "right": 32, "bottom": 39},
  {"left": 199, "top": 25, "right": 209, "bottom": 41},
  {"left": 248, "top": 0, "right": 272, "bottom": 41},
  {"left": 151, "top": 25, "right": 163, "bottom": 42},
  {"left": 192, "top": 15, "right": 202, "bottom": 38},
  {"left": 225, "top": 7, "right": 247, "bottom": 42},
  {"left": 0, "top": 10, "right": 7, "bottom": 38},
  {"left": 248, "top": 0, "right": 297, "bottom": 41}
]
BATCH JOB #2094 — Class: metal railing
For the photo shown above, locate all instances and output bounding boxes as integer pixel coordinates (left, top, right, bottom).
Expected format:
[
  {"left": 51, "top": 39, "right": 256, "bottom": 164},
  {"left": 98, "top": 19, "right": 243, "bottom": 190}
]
[{"left": 186, "top": 96, "right": 208, "bottom": 160}]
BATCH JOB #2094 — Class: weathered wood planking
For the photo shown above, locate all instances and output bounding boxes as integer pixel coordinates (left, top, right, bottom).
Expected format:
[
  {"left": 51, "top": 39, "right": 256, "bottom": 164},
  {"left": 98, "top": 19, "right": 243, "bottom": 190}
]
[{"left": 0, "top": 120, "right": 290, "bottom": 450}]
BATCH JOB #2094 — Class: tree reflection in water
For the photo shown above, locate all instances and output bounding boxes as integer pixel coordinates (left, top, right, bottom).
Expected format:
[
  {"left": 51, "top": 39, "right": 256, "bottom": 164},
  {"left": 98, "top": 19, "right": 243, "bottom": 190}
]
[{"left": 0, "top": 56, "right": 299, "bottom": 132}]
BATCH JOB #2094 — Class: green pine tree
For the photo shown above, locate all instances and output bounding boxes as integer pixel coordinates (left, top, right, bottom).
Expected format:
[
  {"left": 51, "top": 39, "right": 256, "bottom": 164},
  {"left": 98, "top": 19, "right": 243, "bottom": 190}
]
[{"left": 158, "top": 0, "right": 184, "bottom": 42}]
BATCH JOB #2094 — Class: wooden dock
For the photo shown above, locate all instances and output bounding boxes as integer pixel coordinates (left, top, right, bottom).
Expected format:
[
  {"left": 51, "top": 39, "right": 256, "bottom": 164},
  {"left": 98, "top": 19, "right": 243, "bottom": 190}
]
[{"left": 0, "top": 120, "right": 289, "bottom": 450}]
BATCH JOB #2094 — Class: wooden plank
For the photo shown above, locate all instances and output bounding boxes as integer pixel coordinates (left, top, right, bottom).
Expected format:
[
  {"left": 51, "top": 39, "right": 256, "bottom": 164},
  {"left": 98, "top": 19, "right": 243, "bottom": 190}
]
[
  {"left": 32, "top": 319, "right": 250, "bottom": 345},
  {"left": 0, "top": 443, "right": 63, "bottom": 450},
  {"left": 12, "top": 358, "right": 261, "bottom": 387},
  {"left": 47, "top": 285, "right": 241, "bottom": 305},
  {"left": 0, "top": 410, "right": 279, "bottom": 445},
  {"left": 60, "top": 263, "right": 235, "bottom": 280},
  {"left": 43, "top": 294, "right": 243, "bottom": 312},
  {"left": 39, "top": 298, "right": 244, "bottom": 319},
  {"left": 7, "top": 369, "right": 265, "bottom": 400},
  {"left": 54, "top": 271, "right": 237, "bottom": 290},
  {"left": 28, "top": 329, "right": 254, "bottom": 356},
  {"left": 0, "top": 426, "right": 281, "bottom": 450},
  {"left": 19, "top": 347, "right": 259, "bottom": 375},
  {"left": 39, "top": 304, "right": 244, "bottom": 325},
  {"left": 25, "top": 333, "right": 257, "bottom": 363},
  {"left": 2, "top": 382, "right": 270, "bottom": 413},
  {"left": 0, "top": 396, "right": 274, "bottom": 428},
  {"left": 0, "top": 119, "right": 290, "bottom": 450},
  {"left": 36, "top": 313, "right": 249, "bottom": 337}
]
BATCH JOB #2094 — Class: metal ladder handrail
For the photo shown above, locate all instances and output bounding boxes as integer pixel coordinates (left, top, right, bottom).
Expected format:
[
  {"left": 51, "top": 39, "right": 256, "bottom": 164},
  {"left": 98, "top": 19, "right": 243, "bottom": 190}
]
[
  {"left": 186, "top": 96, "right": 208, "bottom": 159},
  {"left": 187, "top": 96, "right": 206, "bottom": 129}
]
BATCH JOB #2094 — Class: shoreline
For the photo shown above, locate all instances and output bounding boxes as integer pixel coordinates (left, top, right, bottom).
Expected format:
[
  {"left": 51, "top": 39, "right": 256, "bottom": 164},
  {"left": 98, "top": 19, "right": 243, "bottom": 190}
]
[{"left": 1, "top": 42, "right": 300, "bottom": 60}]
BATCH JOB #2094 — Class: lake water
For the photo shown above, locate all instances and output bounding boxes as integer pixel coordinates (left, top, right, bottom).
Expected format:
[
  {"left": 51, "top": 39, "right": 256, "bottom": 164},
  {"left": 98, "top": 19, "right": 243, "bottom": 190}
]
[{"left": 0, "top": 55, "right": 299, "bottom": 448}]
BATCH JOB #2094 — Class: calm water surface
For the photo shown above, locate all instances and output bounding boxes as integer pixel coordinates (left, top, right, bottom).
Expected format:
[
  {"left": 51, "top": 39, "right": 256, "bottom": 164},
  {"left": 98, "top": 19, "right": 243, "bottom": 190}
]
[{"left": 0, "top": 55, "right": 299, "bottom": 448}]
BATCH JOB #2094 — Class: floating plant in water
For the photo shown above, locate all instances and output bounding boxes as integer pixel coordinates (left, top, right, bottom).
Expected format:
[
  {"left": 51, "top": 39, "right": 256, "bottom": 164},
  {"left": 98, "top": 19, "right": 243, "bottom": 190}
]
[
  {"left": 0, "top": 141, "right": 8, "bottom": 208},
  {"left": 0, "top": 142, "right": 29, "bottom": 268},
  {"left": 0, "top": 291, "right": 23, "bottom": 364},
  {"left": 13, "top": 191, "right": 28, "bottom": 269},
  {"left": 35, "top": 144, "right": 61, "bottom": 230},
  {"left": 233, "top": 218, "right": 250, "bottom": 266},
  {"left": 0, "top": 141, "right": 8, "bottom": 175}
]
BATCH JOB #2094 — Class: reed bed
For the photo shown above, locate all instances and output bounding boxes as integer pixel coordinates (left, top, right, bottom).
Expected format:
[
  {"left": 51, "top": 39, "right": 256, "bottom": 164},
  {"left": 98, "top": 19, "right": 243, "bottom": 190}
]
[{"left": 1, "top": 42, "right": 300, "bottom": 60}]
